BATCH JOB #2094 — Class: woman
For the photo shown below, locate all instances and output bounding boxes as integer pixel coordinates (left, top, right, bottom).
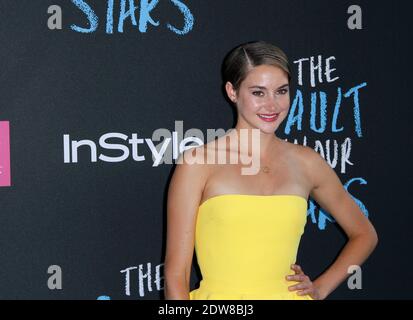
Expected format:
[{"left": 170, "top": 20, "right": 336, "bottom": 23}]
[{"left": 164, "top": 41, "right": 378, "bottom": 300}]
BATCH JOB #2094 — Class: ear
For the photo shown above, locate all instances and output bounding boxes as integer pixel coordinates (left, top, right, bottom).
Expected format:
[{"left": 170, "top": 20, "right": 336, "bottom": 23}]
[{"left": 225, "top": 81, "right": 237, "bottom": 103}]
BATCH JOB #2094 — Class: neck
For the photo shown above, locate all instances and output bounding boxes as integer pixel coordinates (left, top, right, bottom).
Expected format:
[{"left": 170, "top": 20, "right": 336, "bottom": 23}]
[{"left": 231, "top": 126, "right": 279, "bottom": 157}]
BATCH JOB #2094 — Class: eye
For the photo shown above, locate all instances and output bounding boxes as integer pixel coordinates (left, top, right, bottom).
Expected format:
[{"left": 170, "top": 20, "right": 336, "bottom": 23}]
[
  {"left": 277, "top": 88, "right": 289, "bottom": 95},
  {"left": 252, "top": 91, "right": 264, "bottom": 96}
]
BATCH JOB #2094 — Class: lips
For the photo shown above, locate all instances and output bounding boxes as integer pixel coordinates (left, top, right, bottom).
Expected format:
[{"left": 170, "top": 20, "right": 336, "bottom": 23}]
[{"left": 257, "top": 113, "right": 279, "bottom": 122}]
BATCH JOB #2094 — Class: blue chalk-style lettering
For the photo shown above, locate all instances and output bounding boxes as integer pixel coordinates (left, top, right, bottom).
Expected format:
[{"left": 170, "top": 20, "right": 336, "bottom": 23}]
[
  {"left": 317, "top": 206, "right": 335, "bottom": 230},
  {"left": 139, "top": 0, "right": 160, "bottom": 32},
  {"left": 310, "top": 91, "right": 327, "bottom": 133},
  {"left": 70, "top": 0, "right": 98, "bottom": 33},
  {"left": 308, "top": 177, "right": 369, "bottom": 230},
  {"left": 118, "top": 0, "right": 139, "bottom": 33},
  {"left": 307, "top": 199, "right": 335, "bottom": 231},
  {"left": 284, "top": 82, "right": 367, "bottom": 136},
  {"left": 284, "top": 89, "right": 304, "bottom": 134},
  {"left": 106, "top": 0, "right": 114, "bottom": 34},
  {"left": 332, "top": 87, "right": 344, "bottom": 132},
  {"left": 344, "top": 178, "right": 369, "bottom": 218},
  {"left": 344, "top": 82, "right": 367, "bottom": 138},
  {"left": 97, "top": 295, "right": 111, "bottom": 300},
  {"left": 167, "top": 0, "right": 195, "bottom": 35},
  {"left": 70, "top": 0, "right": 194, "bottom": 35}
]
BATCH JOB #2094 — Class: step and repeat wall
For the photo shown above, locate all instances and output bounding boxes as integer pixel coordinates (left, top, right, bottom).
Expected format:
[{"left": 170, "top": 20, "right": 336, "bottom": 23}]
[{"left": 0, "top": 1, "right": 410, "bottom": 299}]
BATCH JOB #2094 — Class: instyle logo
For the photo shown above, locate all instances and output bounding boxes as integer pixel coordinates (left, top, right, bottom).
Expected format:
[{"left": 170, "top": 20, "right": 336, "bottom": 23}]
[
  {"left": 0, "top": 121, "right": 11, "bottom": 187},
  {"left": 62, "top": 121, "right": 262, "bottom": 175}
]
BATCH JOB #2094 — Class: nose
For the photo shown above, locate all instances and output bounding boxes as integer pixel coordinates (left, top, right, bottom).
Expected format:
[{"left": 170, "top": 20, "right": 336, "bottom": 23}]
[{"left": 265, "top": 96, "right": 281, "bottom": 112}]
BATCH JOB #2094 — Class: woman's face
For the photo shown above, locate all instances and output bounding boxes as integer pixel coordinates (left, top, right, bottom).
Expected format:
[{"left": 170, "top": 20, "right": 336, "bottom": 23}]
[{"left": 226, "top": 64, "right": 290, "bottom": 135}]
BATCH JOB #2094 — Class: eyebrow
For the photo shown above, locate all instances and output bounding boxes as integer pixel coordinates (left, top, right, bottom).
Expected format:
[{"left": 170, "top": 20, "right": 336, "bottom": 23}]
[{"left": 248, "top": 84, "right": 289, "bottom": 90}]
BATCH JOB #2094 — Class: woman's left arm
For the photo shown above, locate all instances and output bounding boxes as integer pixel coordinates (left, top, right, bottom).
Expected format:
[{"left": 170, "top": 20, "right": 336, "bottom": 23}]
[{"left": 303, "top": 147, "right": 379, "bottom": 300}]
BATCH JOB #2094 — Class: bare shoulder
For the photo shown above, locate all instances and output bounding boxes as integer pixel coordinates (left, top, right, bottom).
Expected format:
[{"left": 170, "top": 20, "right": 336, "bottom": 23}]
[
  {"left": 172, "top": 144, "right": 214, "bottom": 193},
  {"left": 174, "top": 144, "right": 211, "bottom": 179},
  {"left": 280, "top": 140, "right": 325, "bottom": 186},
  {"left": 279, "top": 139, "right": 318, "bottom": 162},
  {"left": 289, "top": 142, "right": 338, "bottom": 191},
  {"left": 292, "top": 142, "right": 320, "bottom": 162}
]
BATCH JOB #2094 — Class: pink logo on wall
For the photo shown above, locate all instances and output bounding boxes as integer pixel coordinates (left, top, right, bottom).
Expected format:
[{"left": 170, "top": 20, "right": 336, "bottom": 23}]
[{"left": 0, "top": 121, "right": 11, "bottom": 187}]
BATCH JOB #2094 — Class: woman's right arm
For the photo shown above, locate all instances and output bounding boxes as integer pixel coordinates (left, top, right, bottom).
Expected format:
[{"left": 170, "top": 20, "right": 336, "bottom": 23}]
[{"left": 164, "top": 147, "right": 208, "bottom": 299}]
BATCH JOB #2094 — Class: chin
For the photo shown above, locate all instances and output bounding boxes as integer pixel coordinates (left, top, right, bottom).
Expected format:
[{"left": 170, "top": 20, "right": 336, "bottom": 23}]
[
  {"left": 260, "top": 126, "right": 279, "bottom": 135},
  {"left": 256, "top": 121, "right": 281, "bottom": 133}
]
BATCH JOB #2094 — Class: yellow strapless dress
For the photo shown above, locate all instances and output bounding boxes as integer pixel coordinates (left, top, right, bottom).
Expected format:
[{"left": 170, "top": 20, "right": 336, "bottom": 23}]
[{"left": 189, "top": 194, "right": 314, "bottom": 300}]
